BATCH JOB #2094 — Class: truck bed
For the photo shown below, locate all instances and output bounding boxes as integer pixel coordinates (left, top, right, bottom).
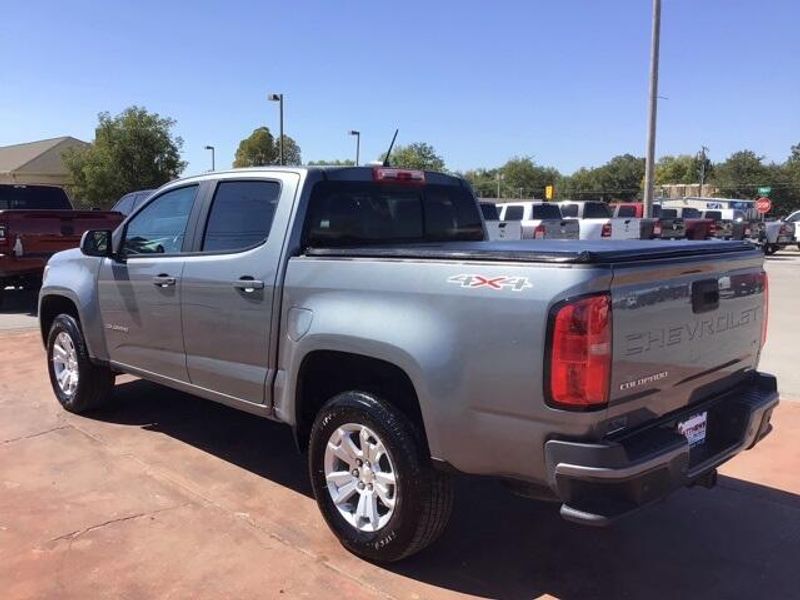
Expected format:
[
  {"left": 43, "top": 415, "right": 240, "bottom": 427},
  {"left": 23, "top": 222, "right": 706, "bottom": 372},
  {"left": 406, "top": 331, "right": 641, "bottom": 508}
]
[{"left": 305, "top": 239, "right": 757, "bottom": 264}]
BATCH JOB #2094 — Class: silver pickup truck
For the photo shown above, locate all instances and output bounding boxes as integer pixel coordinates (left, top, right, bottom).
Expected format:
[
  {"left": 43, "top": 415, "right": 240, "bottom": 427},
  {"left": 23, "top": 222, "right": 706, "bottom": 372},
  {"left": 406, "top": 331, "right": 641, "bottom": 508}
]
[{"left": 39, "top": 166, "right": 778, "bottom": 562}]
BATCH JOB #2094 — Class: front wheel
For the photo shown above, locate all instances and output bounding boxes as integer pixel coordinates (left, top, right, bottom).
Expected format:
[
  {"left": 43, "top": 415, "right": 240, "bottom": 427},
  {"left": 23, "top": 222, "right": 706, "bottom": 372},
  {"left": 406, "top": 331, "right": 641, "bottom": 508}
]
[
  {"left": 309, "top": 391, "right": 453, "bottom": 562},
  {"left": 47, "top": 314, "right": 115, "bottom": 414},
  {"left": 764, "top": 244, "right": 778, "bottom": 255}
]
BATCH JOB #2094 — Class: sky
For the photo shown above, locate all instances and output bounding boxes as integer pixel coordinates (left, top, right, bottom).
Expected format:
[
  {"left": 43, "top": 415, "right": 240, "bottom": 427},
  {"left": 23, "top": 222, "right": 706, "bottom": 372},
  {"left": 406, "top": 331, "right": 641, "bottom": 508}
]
[{"left": 1, "top": 0, "right": 798, "bottom": 176}]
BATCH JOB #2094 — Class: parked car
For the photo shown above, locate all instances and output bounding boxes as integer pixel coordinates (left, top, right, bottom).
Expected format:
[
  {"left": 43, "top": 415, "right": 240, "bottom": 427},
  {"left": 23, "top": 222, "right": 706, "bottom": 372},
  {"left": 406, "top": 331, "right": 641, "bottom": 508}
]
[
  {"left": 480, "top": 201, "right": 522, "bottom": 241},
  {"left": 656, "top": 205, "right": 715, "bottom": 240},
  {"left": 111, "top": 189, "right": 155, "bottom": 216},
  {"left": 610, "top": 202, "right": 686, "bottom": 240},
  {"left": 782, "top": 210, "right": 800, "bottom": 250},
  {"left": 701, "top": 209, "right": 749, "bottom": 240},
  {"left": 39, "top": 166, "right": 777, "bottom": 562},
  {"left": 497, "top": 201, "right": 579, "bottom": 239},
  {"left": 751, "top": 219, "right": 795, "bottom": 255},
  {"left": 558, "top": 200, "right": 656, "bottom": 240},
  {"left": 0, "top": 184, "right": 123, "bottom": 303}
]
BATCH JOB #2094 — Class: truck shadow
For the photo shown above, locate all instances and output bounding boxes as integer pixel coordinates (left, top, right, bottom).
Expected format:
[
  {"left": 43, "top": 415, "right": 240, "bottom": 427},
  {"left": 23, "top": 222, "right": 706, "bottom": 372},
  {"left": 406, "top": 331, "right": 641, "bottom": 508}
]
[
  {"left": 96, "top": 379, "right": 799, "bottom": 600},
  {"left": 0, "top": 287, "right": 38, "bottom": 316}
]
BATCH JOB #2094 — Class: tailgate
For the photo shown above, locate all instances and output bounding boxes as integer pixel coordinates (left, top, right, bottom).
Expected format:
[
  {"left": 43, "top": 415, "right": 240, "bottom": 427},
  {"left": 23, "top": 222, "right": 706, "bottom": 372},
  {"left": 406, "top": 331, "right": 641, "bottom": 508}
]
[
  {"left": 609, "top": 249, "right": 766, "bottom": 421},
  {"left": 542, "top": 219, "right": 579, "bottom": 240}
]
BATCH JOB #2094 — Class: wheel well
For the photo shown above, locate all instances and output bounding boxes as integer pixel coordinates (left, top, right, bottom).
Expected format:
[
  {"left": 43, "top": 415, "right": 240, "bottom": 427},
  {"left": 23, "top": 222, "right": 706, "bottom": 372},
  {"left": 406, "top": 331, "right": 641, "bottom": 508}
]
[
  {"left": 39, "top": 295, "right": 79, "bottom": 345},
  {"left": 295, "top": 351, "right": 428, "bottom": 454}
]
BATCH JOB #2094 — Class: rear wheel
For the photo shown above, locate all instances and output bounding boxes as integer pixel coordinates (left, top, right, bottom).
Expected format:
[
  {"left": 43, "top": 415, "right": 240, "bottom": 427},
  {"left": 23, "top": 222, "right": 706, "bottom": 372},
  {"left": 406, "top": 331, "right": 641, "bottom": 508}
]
[
  {"left": 47, "top": 314, "right": 115, "bottom": 413},
  {"left": 309, "top": 391, "right": 453, "bottom": 562}
]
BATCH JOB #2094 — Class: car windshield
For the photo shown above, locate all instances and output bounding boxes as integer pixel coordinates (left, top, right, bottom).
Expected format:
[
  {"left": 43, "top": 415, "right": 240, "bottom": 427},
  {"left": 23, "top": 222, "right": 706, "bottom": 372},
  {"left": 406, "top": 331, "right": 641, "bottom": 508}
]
[
  {"left": 0, "top": 184, "right": 71, "bottom": 210},
  {"left": 560, "top": 203, "right": 578, "bottom": 217},
  {"left": 304, "top": 181, "right": 484, "bottom": 246}
]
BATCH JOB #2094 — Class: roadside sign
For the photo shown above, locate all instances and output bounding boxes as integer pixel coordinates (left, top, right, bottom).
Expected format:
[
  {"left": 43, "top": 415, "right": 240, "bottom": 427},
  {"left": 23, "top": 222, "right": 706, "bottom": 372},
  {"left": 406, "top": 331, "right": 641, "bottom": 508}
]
[
  {"left": 545, "top": 185, "right": 554, "bottom": 200},
  {"left": 757, "top": 186, "right": 772, "bottom": 196},
  {"left": 755, "top": 197, "right": 772, "bottom": 214}
]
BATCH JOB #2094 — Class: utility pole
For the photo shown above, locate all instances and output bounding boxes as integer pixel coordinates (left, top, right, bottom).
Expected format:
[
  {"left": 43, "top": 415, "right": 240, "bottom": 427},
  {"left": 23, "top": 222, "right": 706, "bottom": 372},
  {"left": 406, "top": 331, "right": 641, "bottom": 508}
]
[
  {"left": 496, "top": 173, "right": 502, "bottom": 199},
  {"left": 642, "top": 0, "right": 662, "bottom": 218},
  {"left": 268, "top": 93, "right": 284, "bottom": 165},
  {"left": 698, "top": 145, "right": 709, "bottom": 197}
]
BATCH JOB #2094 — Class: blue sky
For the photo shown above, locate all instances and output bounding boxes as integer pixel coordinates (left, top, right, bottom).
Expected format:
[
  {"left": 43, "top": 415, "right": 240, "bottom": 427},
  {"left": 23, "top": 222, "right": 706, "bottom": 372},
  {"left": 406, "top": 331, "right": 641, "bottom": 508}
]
[{"left": 1, "top": 0, "right": 798, "bottom": 175}]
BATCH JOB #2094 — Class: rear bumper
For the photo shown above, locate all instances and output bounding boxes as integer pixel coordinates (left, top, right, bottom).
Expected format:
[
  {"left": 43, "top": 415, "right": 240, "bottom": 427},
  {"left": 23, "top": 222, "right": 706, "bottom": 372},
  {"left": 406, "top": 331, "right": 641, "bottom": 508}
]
[
  {"left": 0, "top": 254, "right": 48, "bottom": 281},
  {"left": 545, "top": 372, "right": 779, "bottom": 526}
]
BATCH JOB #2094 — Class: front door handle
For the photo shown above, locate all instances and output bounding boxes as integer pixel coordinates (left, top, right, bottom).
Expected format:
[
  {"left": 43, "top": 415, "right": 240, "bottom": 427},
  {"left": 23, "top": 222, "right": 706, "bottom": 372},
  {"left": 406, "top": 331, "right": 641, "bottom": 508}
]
[
  {"left": 233, "top": 277, "right": 264, "bottom": 293},
  {"left": 153, "top": 274, "right": 177, "bottom": 288}
]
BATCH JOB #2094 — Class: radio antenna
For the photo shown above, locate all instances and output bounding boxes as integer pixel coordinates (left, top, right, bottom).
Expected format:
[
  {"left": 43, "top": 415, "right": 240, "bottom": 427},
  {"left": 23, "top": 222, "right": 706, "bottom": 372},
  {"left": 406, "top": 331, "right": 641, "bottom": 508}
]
[{"left": 382, "top": 129, "right": 399, "bottom": 167}]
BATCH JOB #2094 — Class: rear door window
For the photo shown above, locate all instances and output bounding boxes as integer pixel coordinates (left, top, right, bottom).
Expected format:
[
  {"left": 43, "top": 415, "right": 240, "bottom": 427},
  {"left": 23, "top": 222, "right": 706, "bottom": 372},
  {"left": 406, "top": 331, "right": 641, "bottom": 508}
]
[
  {"left": 202, "top": 180, "right": 280, "bottom": 252},
  {"left": 304, "top": 182, "right": 483, "bottom": 246}
]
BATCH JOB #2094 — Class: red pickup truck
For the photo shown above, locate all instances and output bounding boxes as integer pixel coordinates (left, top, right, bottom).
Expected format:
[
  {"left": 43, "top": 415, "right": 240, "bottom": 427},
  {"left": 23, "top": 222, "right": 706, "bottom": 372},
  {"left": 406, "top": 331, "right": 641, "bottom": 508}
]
[{"left": 0, "top": 184, "right": 123, "bottom": 300}]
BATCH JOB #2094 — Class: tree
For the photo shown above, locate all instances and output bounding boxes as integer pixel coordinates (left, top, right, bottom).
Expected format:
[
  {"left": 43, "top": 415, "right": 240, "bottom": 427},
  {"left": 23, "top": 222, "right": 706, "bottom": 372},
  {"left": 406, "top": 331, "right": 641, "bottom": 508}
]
[
  {"left": 63, "top": 106, "right": 186, "bottom": 208},
  {"left": 655, "top": 154, "right": 704, "bottom": 185},
  {"left": 233, "top": 127, "right": 302, "bottom": 167},
  {"left": 560, "top": 154, "right": 644, "bottom": 201},
  {"left": 710, "top": 150, "right": 771, "bottom": 199},
  {"left": 382, "top": 142, "right": 445, "bottom": 171},
  {"left": 308, "top": 159, "right": 355, "bottom": 166},
  {"left": 500, "top": 156, "right": 560, "bottom": 198}
]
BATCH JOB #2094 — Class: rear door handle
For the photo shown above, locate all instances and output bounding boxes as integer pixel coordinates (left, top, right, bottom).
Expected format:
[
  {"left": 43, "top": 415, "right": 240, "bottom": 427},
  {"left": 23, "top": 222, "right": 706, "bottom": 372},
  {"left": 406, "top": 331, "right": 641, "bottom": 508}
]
[
  {"left": 233, "top": 277, "right": 264, "bottom": 292},
  {"left": 153, "top": 274, "right": 176, "bottom": 287}
]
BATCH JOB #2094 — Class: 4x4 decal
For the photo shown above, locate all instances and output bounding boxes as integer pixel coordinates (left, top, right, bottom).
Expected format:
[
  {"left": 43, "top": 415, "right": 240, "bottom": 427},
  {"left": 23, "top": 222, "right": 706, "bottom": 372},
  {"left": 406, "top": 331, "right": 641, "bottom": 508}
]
[{"left": 447, "top": 274, "right": 532, "bottom": 291}]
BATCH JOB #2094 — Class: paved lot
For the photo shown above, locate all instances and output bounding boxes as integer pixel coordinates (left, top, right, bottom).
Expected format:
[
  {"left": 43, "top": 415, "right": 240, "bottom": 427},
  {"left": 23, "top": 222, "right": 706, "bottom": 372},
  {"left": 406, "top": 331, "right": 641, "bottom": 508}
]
[{"left": 1, "top": 251, "right": 799, "bottom": 598}]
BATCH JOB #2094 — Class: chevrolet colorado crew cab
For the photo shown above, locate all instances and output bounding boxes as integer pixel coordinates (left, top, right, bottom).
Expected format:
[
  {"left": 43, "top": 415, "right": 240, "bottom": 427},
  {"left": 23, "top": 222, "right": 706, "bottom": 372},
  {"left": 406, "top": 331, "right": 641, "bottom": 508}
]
[{"left": 39, "top": 166, "right": 778, "bottom": 562}]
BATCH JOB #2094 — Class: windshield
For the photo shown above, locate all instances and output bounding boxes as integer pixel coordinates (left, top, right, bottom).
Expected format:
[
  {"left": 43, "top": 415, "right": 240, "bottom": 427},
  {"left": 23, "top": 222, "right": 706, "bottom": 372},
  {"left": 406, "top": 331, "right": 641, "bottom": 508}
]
[
  {"left": 560, "top": 203, "right": 578, "bottom": 217},
  {"left": 304, "top": 182, "right": 484, "bottom": 246},
  {"left": 616, "top": 205, "right": 638, "bottom": 217},
  {"left": 503, "top": 205, "right": 524, "bottom": 221},
  {"left": 0, "top": 184, "right": 71, "bottom": 210}
]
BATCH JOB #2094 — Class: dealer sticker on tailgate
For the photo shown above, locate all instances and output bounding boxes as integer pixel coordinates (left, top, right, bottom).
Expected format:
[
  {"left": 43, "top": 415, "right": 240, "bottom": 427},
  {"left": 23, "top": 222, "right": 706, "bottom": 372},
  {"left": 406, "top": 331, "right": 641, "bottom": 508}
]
[{"left": 677, "top": 412, "right": 708, "bottom": 447}]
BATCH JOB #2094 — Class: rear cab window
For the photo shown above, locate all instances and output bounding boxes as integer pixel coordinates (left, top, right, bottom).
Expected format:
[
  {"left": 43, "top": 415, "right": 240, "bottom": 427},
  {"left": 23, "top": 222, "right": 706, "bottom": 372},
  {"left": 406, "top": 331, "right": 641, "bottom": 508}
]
[
  {"left": 531, "top": 204, "right": 562, "bottom": 220},
  {"left": 584, "top": 202, "right": 611, "bottom": 219},
  {"left": 303, "top": 181, "right": 484, "bottom": 247},
  {"left": 616, "top": 205, "right": 637, "bottom": 218},
  {"left": 503, "top": 206, "right": 525, "bottom": 221},
  {"left": 560, "top": 204, "right": 579, "bottom": 217},
  {"left": 0, "top": 184, "right": 72, "bottom": 210}
]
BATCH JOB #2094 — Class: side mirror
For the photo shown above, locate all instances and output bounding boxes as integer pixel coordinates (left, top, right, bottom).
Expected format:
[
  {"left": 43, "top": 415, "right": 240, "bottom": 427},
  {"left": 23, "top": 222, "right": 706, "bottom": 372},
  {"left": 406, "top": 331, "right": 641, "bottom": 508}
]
[{"left": 80, "top": 229, "right": 113, "bottom": 258}]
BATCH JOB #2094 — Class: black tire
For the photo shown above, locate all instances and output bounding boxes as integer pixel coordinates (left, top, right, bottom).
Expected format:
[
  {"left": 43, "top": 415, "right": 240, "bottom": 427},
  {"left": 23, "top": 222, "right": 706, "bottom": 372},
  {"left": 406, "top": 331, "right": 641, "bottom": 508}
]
[
  {"left": 46, "top": 314, "right": 115, "bottom": 414},
  {"left": 309, "top": 391, "right": 454, "bottom": 563},
  {"left": 764, "top": 244, "right": 778, "bottom": 255}
]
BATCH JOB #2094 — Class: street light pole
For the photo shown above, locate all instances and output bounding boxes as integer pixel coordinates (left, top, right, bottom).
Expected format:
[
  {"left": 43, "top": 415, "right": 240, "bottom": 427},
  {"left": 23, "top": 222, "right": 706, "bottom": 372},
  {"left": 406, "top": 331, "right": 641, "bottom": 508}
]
[
  {"left": 268, "top": 93, "right": 284, "bottom": 165},
  {"left": 204, "top": 145, "right": 215, "bottom": 171},
  {"left": 698, "top": 145, "right": 709, "bottom": 197},
  {"left": 349, "top": 130, "right": 361, "bottom": 166},
  {"left": 642, "top": 0, "right": 662, "bottom": 218}
]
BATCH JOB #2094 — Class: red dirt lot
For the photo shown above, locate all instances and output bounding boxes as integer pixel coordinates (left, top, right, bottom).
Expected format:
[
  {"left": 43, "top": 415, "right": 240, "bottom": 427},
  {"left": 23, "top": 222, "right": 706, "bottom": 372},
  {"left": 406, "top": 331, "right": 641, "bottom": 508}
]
[{"left": 1, "top": 330, "right": 799, "bottom": 599}]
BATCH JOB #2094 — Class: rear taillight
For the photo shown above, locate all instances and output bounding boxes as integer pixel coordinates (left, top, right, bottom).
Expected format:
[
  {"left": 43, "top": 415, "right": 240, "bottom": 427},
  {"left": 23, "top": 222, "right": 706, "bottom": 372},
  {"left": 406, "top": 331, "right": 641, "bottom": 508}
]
[
  {"left": 547, "top": 294, "right": 612, "bottom": 410},
  {"left": 373, "top": 167, "right": 425, "bottom": 185},
  {"left": 534, "top": 224, "right": 546, "bottom": 239},
  {"left": 0, "top": 224, "right": 6, "bottom": 243},
  {"left": 601, "top": 223, "right": 612, "bottom": 238},
  {"left": 653, "top": 221, "right": 663, "bottom": 237},
  {"left": 761, "top": 271, "right": 769, "bottom": 347}
]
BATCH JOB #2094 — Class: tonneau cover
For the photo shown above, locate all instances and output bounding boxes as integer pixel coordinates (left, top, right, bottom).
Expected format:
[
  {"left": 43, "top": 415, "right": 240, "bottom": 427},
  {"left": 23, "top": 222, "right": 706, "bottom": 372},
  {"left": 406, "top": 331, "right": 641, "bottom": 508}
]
[{"left": 305, "top": 239, "right": 758, "bottom": 264}]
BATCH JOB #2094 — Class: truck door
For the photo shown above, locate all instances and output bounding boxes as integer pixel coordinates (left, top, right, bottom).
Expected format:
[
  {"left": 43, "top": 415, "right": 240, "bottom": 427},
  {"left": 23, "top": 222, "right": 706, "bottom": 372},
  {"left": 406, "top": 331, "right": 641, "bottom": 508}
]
[
  {"left": 180, "top": 174, "right": 299, "bottom": 404},
  {"left": 97, "top": 184, "right": 202, "bottom": 381}
]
